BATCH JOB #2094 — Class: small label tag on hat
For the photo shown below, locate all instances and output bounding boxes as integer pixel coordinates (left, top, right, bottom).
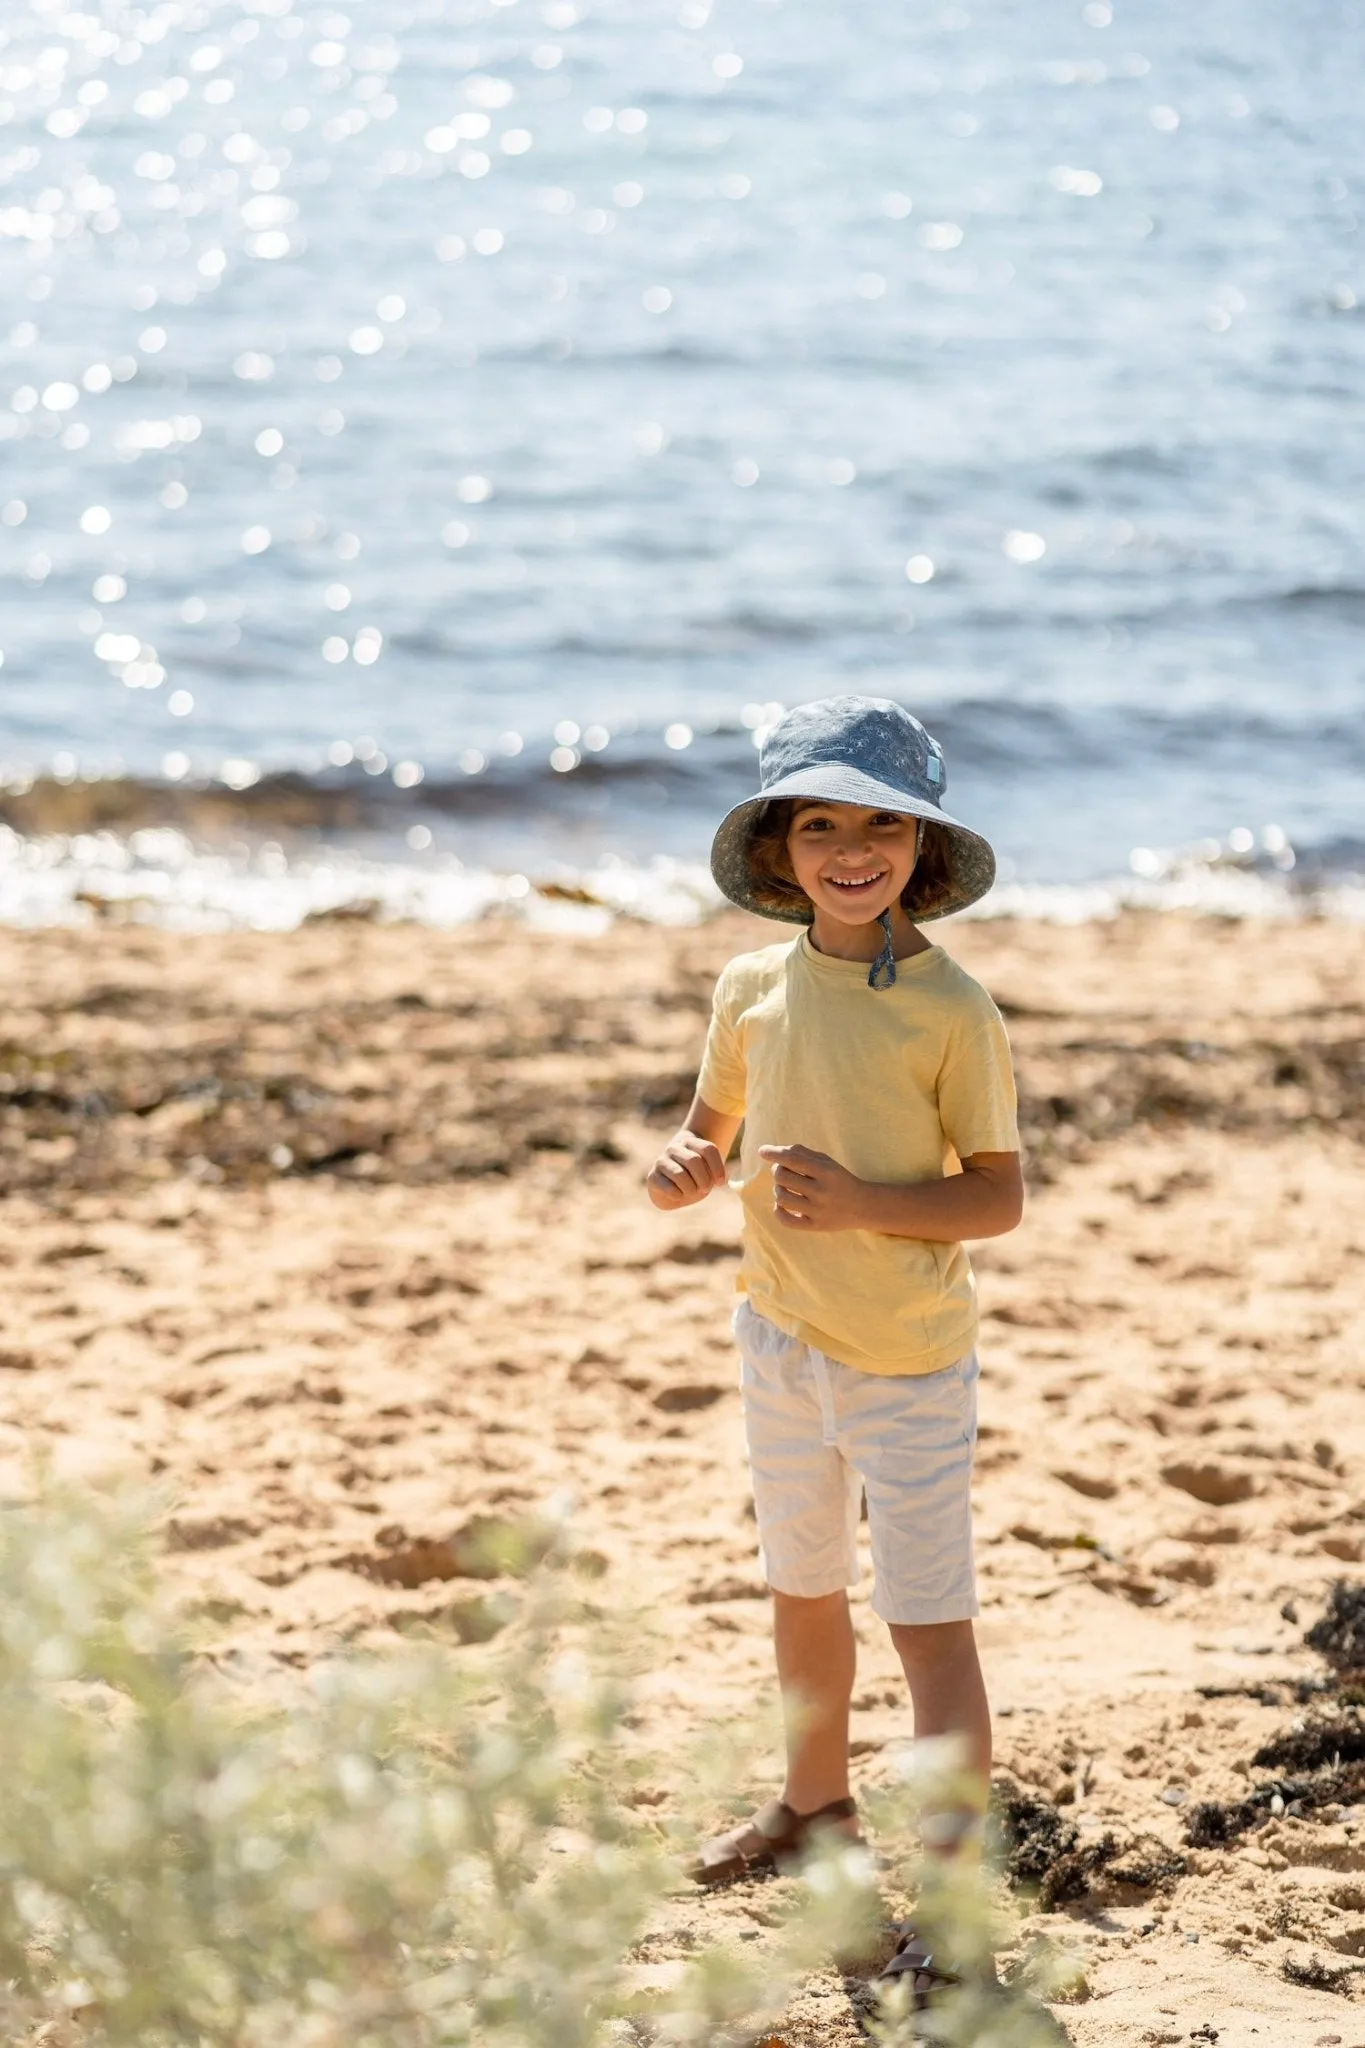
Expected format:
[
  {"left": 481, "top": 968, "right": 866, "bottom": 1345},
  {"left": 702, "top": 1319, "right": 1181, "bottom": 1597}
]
[{"left": 926, "top": 754, "right": 943, "bottom": 784}]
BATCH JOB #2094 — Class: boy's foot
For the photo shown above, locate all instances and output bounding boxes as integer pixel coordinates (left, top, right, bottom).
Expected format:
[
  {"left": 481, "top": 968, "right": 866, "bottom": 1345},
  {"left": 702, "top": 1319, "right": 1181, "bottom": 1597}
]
[{"left": 688, "top": 1795, "right": 860, "bottom": 1887}]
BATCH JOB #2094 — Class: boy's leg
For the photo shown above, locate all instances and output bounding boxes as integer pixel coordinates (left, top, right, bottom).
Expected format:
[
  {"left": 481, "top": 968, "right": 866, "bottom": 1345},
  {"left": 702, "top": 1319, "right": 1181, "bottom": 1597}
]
[
  {"left": 874, "top": 1624, "right": 994, "bottom": 2000},
  {"left": 772, "top": 1587, "right": 859, "bottom": 1819},
  {"left": 834, "top": 1349, "right": 988, "bottom": 1851},
  {"left": 888, "top": 1618, "right": 991, "bottom": 1850},
  {"left": 689, "top": 1582, "right": 860, "bottom": 1886},
  {"left": 735, "top": 1302, "right": 862, "bottom": 1822}
]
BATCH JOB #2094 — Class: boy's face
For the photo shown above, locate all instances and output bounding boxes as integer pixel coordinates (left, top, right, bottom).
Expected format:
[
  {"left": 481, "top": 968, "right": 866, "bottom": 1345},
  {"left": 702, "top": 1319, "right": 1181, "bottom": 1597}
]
[{"left": 785, "top": 801, "right": 920, "bottom": 927}]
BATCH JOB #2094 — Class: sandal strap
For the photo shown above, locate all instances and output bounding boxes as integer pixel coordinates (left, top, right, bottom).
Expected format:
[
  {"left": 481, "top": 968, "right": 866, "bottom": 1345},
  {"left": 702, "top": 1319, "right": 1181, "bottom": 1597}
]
[
  {"left": 878, "top": 1922, "right": 962, "bottom": 1995},
  {"left": 759, "top": 1795, "right": 858, "bottom": 1838},
  {"left": 690, "top": 1795, "right": 859, "bottom": 1886}
]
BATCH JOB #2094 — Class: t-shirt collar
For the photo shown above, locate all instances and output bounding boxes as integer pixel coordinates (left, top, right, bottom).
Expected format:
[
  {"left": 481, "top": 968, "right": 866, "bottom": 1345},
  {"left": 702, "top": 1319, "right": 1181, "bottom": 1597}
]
[{"left": 795, "top": 929, "right": 942, "bottom": 979}]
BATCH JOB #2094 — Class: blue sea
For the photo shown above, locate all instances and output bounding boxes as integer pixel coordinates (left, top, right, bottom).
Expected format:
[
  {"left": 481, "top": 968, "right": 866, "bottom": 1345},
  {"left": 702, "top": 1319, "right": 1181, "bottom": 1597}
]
[{"left": 1, "top": 0, "right": 1363, "bottom": 925}]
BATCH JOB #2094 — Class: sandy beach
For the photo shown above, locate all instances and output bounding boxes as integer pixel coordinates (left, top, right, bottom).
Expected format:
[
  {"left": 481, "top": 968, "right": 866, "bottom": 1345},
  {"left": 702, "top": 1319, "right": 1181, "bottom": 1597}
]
[{"left": 1, "top": 906, "right": 1363, "bottom": 2045}]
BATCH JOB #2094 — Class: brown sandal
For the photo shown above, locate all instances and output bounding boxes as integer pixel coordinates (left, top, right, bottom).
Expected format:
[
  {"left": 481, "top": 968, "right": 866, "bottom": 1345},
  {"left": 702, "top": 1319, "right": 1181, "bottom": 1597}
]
[
  {"left": 689, "top": 1795, "right": 860, "bottom": 1887},
  {"left": 877, "top": 1922, "right": 961, "bottom": 2010}
]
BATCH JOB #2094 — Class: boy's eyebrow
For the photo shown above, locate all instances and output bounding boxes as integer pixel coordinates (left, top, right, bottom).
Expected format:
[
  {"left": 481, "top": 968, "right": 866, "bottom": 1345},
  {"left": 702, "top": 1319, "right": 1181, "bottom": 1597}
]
[{"left": 791, "top": 801, "right": 905, "bottom": 819}]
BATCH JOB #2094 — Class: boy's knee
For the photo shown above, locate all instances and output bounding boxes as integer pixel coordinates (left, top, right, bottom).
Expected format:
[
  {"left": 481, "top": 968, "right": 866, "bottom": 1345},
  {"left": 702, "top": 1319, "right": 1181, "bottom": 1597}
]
[
  {"left": 771, "top": 1585, "right": 849, "bottom": 1611},
  {"left": 887, "top": 1617, "right": 976, "bottom": 1667}
]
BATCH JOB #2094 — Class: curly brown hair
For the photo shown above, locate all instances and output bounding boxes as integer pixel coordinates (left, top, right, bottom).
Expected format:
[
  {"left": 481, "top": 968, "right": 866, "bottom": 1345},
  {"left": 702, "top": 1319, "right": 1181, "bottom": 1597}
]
[{"left": 745, "top": 800, "right": 957, "bottom": 920}]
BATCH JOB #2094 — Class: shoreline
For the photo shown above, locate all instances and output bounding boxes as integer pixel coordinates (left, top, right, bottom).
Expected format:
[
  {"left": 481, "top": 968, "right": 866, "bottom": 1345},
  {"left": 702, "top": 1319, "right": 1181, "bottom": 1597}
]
[
  {"left": 2, "top": 909, "right": 1363, "bottom": 2042},
  {"left": 1, "top": 810, "right": 1361, "bottom": 935},
  {"left": 3, "top": 762, "right": 1362, "bottom": 937}
]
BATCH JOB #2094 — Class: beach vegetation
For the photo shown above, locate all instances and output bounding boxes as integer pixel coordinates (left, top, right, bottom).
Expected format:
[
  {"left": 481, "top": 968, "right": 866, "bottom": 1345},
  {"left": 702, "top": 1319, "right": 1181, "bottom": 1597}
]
[{"left": 0, "top": 1489, "right": 1062, "bottom": 2046}]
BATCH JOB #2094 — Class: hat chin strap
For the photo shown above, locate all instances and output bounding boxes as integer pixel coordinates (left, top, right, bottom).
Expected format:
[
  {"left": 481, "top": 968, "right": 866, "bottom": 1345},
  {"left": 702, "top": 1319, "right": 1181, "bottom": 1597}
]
[
  {"left": 868, "top": 908, "right": 897, "bottom": 991},
  {"left": 867, "top": 820, "right": 922, "bottom": 989}
]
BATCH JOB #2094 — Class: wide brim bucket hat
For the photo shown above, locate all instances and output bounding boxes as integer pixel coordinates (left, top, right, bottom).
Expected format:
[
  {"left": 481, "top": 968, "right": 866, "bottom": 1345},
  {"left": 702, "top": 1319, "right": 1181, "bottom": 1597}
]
[{"left": 710, "top": 695, "right": 996, "bottom": 925}]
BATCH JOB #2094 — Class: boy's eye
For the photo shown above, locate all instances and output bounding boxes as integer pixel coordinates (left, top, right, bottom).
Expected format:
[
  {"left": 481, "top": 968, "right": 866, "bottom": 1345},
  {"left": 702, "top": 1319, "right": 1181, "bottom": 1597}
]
[{"left": 794, "top": 811, "right": 908, "bottom": 832}]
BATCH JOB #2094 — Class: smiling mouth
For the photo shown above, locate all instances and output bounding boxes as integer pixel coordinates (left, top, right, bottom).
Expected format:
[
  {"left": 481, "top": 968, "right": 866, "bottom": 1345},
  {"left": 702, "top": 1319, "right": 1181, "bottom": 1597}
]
[{"left": 824, "top": 871, "right": 888, "bottom": 894}]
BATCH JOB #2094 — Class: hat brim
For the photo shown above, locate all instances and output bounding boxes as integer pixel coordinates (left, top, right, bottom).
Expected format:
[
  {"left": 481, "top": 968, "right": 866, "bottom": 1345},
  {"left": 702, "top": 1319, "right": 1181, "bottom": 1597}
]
[{"left": 710, "top": 763, "right": 996, "bottom": 924}]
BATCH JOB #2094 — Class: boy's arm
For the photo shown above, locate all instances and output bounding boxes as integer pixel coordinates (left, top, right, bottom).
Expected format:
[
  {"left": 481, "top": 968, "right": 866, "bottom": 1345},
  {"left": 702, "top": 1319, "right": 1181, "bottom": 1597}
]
[
  {"left": 646, "top": 1093, "right": 743, "bottom": 1211},
  {"left": 758, "top": 1145, "right": 1023, "bottom": 1240}
]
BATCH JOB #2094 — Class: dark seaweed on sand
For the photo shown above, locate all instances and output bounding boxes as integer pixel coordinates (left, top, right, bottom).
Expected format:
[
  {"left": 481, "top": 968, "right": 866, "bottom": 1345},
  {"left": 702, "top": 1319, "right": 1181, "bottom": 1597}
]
[
  {"left": 1183, "top": 1588, "right": 1365, "bottom": 1848},
  {"left": 1281, "top": 1953, "right": 1362, "bottom": 1996},
  {"left": 3, "top": 973, "right": 1363, "bottom": 1196},
  {"left": 1305, "top": 1581, "right": 1365, "bottom": 1676},
  {"left": 993, "top": 1784, "right": 1185, "bottom": 1911},
  {"left": 1185, "top": 1760, "right": 1365, "bottom": 1849},
  {"left": 995, "top": 1786, "right": 1078, "bottom": 1888},
  {"left": 1252, "top": 1713, "right": 1365, "bottom": 1774}
]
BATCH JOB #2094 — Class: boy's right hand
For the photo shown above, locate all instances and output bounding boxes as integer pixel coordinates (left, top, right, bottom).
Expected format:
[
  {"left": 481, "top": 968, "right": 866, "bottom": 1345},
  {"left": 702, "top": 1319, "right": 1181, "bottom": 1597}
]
[{"left": 646, "top": 1131, "right": 729, "bottom": 1210}]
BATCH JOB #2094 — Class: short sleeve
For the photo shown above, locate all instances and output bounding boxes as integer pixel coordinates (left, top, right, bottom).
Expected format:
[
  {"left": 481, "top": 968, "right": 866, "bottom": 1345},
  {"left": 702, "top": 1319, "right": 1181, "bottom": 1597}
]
[
  {"left": 937, "top": 1012, "right": 1019, "bottom": 1160},
  {"left": 696, "top": 967, "right": 747, "bottom": 1118}
]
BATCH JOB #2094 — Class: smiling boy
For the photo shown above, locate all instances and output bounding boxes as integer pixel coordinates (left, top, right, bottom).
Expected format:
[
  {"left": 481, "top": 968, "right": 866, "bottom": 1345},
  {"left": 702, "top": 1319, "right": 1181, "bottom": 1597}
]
[{"left": 646, "top": 697, "right": 1022, "bottom": 2012}]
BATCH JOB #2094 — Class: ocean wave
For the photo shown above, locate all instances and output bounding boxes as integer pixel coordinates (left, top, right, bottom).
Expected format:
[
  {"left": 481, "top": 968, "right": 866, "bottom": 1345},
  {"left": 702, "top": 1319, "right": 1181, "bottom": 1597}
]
[
  {"left": 1082, "top": 442, "right": 1192, "bottom": 478},
  {"left": 0, "top": 706, "right": 1120, "bottom": 840},
  {"left": 0, "top": 748, "right": 747, "bottom": 842},
  {"left": 1265, "top": 584, "right": 1365, "bottom": 614},
  {"left": 5, "top": 700, "right": 1365, "bottom": 847},
  {"left": 0, "top": 814, "right": 1361, "bottom": 937},
  {"left": 0, "top": 827, "right": 720, "bottom": 935}
]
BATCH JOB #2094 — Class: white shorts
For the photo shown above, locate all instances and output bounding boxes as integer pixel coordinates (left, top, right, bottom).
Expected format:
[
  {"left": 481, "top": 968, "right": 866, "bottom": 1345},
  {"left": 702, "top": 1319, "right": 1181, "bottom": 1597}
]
[{"left": 735, "top": 1298, "right": 979, "bottom": 1627}]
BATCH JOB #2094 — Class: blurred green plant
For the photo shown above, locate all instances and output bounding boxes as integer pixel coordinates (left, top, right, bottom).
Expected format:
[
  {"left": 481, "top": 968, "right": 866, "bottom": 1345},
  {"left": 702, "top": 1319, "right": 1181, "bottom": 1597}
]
[{"left": 0, "top": 1490, "right": 1061, "bottom": 2047}]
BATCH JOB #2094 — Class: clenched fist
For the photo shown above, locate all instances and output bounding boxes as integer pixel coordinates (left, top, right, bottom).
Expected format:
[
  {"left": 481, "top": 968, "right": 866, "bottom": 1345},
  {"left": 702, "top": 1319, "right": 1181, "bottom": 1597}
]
[
  {"left": 757, "top": 1143, "right": 870, "bottom": 1232},
  {"left": 646, "top": 1130, "right": 729, "bottom": 1211}
]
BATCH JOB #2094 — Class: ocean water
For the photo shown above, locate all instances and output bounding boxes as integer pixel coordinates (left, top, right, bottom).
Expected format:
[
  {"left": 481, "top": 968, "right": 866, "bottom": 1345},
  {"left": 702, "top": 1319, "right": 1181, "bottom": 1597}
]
[{"left": 1, "top": 0, "right": 1364, "bottom": 926}]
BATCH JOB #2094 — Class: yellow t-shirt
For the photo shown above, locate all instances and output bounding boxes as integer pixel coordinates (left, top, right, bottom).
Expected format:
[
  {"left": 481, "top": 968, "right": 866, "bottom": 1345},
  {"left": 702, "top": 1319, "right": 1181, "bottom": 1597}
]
[{"left": 697, "top": 933, "right": 1019, "bottom": 1377}]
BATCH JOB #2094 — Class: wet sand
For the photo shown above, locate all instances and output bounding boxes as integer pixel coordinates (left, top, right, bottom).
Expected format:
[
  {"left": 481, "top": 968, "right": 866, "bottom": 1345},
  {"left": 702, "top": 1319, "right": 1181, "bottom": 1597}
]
[{"left": 1, "top": 907, "right": 1363, "bottom": 2044}]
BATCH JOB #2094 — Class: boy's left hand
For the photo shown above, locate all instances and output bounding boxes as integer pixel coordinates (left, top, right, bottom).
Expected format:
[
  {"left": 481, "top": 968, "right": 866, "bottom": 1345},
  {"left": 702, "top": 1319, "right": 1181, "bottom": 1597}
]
[{"left": 757, "top": 1144, "right": 868, "bottom": 1231}]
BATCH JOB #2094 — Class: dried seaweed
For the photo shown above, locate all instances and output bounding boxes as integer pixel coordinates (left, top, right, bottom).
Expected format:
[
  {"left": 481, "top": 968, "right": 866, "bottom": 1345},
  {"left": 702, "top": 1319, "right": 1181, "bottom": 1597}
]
[
  {"left": 1015, "top": 1031, "right": 1365, "bottom": 1183},
  {"left": 994, "top": 1785, "right": 1186, "bottom": 1910},
  {"left": 1184, "top": 1761, "right": 1365, "bottom": 1849},
  {"left": 1098, "top": 1843, "right": 1188, "bottom": 1892},
  {"left": 1195, "top": 1676, "right": 1337, "bottom": 1706},
  {"left": 1281, "top": 1953, "right": 1361, "bottom": 1996},
  {"left": 1305, "top": 1581, "right": 1365, "bottom": 1677},
  {"left": 4, "top": 969, "right": 1364, "bottom": 1197},
  {"left": 1185, "top": 1585, "right": 1365, "bottom": 1848},
  {"left": 1184, "top": 1795, "right": 1269, "bottom": 1850},
  {"left": 995, "top": 1786, "right": 1079, "bottom": 1888},
  {"left": 1252, "top": 1712, "right": 1365, "bottom": 1774}
]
